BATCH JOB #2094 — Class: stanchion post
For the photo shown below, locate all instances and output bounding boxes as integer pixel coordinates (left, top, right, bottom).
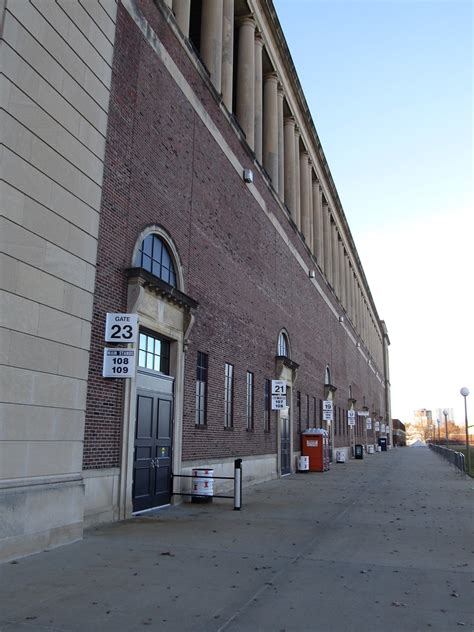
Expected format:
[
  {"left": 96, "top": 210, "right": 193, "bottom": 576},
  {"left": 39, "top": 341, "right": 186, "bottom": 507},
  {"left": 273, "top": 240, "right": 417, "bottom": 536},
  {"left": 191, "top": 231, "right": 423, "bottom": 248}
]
[{"left": 234, "top": 458, "right": 242, "bottom": 510}]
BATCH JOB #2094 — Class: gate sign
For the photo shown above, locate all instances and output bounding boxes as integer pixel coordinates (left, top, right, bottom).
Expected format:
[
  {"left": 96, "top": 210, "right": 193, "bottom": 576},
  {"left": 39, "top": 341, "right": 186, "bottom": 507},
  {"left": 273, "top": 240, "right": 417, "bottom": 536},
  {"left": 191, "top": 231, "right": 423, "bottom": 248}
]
[
  {"left": 271, "top": 380, "right": 287, "bottom": 395},
  {"left": 105, "top": 313, "right": 138, "bottom": 343},
  {"left": 271, "top": 380, "right": 287, "bottom": 410},
  {"left": 347, "top": 410, "right": 356, "bottom": 427},
  {"left": 374, "top": 421, "right": 380, "bottom": 431},
  {"left": 103, "top": 349, "right": 136, "bottom": 378},
  {"left": 381, "top": 423, "right": 386, "bottom": 433},
  {"left": 322, "top": 400, "right": 333, "bottom": 422},
  {"left": 366, "top": 417, "right": 372, "bottom": 430}
]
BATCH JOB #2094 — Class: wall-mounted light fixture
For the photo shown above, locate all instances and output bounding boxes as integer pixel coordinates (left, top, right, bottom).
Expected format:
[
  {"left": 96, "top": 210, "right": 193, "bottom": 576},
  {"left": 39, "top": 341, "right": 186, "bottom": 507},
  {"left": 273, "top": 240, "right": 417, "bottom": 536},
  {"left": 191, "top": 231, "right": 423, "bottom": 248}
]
[
  {"left": 243, "top": 169, "right": 254, "bottom": 183},
  {"left": 339, "top": 316, "right": 344, "bottom": 323},
  {"left": 309, "top": 270, "right": 315, "bottom": 278}
]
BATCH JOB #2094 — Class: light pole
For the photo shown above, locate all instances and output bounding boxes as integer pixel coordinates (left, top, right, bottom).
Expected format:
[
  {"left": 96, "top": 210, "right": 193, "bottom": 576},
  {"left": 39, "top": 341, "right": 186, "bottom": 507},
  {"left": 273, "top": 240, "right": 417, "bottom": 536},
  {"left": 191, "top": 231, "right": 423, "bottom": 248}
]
[
  {"left": 437, "top": 418, "right": 440, "bottom": 443},
  {"left": 460, "top": 387, "right": 470, "bottom": 475},
  {"left": 443, "top": 409, "right": 449, "bottom": 449}
]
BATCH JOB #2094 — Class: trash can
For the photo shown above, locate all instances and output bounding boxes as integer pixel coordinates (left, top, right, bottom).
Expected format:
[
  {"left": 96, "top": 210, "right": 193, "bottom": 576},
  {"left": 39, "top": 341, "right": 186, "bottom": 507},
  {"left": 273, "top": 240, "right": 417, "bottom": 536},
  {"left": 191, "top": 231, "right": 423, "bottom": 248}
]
[
  {"left": 378, "top": 437, "right": 387, "bottom": 452},
  {"left": 191, "top": 468, "right": 214, "bottom": 503},
  {"left": 355, "top": 444, "right": 364, "bottom": 459},
  {"left": 297, "top": 455, "right": 309, "bottom": 472}
]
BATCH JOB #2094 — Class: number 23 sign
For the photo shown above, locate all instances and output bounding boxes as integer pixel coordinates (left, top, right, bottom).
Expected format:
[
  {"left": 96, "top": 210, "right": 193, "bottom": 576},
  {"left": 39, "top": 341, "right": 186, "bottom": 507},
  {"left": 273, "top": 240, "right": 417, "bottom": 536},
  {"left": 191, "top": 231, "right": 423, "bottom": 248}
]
[{"left": 105, "top": 313, "right": 138, "bottom": 343}]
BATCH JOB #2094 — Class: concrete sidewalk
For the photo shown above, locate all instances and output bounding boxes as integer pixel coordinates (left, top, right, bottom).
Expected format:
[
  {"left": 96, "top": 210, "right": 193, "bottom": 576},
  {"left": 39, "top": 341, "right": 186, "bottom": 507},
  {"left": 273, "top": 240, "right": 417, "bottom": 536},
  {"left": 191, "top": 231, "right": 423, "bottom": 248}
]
[{"left": 1, "top": 447, "right": 473, "bottom": 632}]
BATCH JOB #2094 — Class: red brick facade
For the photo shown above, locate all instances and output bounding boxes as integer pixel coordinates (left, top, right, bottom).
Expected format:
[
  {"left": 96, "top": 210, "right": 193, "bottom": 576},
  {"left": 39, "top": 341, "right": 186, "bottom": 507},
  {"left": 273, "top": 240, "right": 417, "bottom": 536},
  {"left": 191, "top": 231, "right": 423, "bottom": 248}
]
[{"left": 83, "top": 2, "right": 387, "bottom": 470}]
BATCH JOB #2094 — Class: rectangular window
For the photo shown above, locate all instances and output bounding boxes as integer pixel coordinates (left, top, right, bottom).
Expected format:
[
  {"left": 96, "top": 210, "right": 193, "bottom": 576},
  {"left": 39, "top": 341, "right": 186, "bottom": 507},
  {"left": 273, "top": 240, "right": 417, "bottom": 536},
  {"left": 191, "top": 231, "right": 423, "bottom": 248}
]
[
  {"left": 138, "top": 332, "right": 170, "bottom": 374},
  {"left": 246, "top": 371, "right": 254, "bottom": 430},
  {"left": 224, "top": 363, "right": 234, "bottom": 428},
  {"left": 195, "top": 352, "right": 208, "bottom": 426},
  {"left": 297, "top": 391, "right": 301, "bottom": 433},
  {"left": 264, "top": 379, "right": 271, "bottom": 432},
  {"left": 306, "top": 394, "right": 310, "bottom": 429},
  {"left": 313, "top": 397, "right": 317, "bottom": 426}
]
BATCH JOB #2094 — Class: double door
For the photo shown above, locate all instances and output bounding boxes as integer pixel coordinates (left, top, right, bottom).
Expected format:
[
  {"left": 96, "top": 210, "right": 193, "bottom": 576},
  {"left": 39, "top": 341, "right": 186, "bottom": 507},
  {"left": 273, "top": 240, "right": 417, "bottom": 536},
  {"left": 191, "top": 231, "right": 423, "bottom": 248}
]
[{"left": 133, "top": 376, "right": 173, "bottom": 512}]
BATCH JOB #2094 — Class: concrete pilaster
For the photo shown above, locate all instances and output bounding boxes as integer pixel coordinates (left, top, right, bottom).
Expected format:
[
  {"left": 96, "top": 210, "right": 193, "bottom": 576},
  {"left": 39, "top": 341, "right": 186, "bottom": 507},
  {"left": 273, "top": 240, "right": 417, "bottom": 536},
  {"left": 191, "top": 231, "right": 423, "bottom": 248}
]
[
  {"left": 300, "top": 151, "right": 311, "bottom": 245},
  {"left": 339, "top": 240, "right": 346, "bottom": 307},
  {"left": 312, "top": 181, "right": 322, "bottom": 264},
  {"left": 221, "top": 0, "right": 234, "bottom": 110},
  {"left": 294, "top": 127, "right": 301, "bottom": 230},
  {"left": 236, "top": 16, "right": 256, "bottom": 149},
  {"left": 308, "top": 165, "right": 314, "bottom": 253},
  {"left": 322, "top": 201, "right": 331, "bottom": 278},
  {"left": 263, "top": 72, "right": 278, "bottom": 185},
  {"left": 284, "top": 116, "right": 296, "bottom": 219},
  {"left": 277, "top": 85, "right": 284, "bottom": 199},
  {"left": 173, "top": 0, "right": 190, "bottom": 36},
  {"left": 201, "top": 0, "right": 223, "bottom": 93},
  {"left": 331, "top": 220, "right": 339, "bottom": 292},
  {"left": 254, "top": 34, "right": 264, "bottom": 163}
]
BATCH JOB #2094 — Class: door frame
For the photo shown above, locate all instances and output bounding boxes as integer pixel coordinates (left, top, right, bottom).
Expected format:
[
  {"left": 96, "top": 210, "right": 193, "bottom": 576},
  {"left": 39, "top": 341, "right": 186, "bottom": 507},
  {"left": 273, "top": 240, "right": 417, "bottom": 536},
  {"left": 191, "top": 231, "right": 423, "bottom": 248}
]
[{"left": 133, "top": 373, "right": 174, "bottom": 513}]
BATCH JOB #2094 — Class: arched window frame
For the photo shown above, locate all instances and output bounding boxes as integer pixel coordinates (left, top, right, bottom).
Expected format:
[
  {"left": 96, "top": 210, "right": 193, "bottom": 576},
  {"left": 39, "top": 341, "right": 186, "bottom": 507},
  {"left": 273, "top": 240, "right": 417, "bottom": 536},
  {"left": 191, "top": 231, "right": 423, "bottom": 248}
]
[
  {"left": 131, "top": 225, "right": 184, "bottom": 291},
  {"left": 325, "top": 365, "right": 331, "bottom": 386},
  {"left": 277, "top": 330, "right": 290, "bottom": 358}
]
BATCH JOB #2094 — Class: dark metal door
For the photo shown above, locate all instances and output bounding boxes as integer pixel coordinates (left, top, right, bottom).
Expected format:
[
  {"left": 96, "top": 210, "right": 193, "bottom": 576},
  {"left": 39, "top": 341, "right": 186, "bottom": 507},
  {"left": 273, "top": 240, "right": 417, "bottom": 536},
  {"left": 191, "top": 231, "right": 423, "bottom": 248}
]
[
  {"left": 280, "top": 416, "right": 291, "bottom": 475},
  {"left": 133, "top": 387, "right": 173, "bottom": 512}
]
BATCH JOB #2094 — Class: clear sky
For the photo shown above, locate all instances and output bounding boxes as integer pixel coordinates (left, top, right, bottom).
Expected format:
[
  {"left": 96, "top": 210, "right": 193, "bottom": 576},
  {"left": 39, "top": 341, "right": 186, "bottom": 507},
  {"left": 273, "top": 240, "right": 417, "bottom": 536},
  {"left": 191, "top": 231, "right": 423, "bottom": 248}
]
[{"left": 273, "top": 0, "right": 473, "bottom": 425}]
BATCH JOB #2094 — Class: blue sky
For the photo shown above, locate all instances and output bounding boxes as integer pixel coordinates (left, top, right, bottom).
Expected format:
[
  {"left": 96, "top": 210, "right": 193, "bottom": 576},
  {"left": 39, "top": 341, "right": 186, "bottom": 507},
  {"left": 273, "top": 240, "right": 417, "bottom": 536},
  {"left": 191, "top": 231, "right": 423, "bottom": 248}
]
[{"left": 274, "top": 0, "right": 473, "bottom": 425}]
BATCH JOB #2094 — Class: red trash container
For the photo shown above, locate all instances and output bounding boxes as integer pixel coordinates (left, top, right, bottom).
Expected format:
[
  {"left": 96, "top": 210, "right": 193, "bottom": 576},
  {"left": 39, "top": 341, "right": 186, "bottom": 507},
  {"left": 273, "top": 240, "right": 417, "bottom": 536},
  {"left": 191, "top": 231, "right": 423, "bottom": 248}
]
[{"left": 301, "top": 428, "right": 330, "bottom": 472}]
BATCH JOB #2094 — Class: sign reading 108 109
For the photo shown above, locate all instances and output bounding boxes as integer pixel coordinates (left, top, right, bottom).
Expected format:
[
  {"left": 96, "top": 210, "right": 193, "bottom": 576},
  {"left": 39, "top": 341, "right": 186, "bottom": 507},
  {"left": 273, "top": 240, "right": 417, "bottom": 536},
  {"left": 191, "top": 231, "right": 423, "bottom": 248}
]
[{"left": 103, "top": 349, "right": 136, "bottom": 378}]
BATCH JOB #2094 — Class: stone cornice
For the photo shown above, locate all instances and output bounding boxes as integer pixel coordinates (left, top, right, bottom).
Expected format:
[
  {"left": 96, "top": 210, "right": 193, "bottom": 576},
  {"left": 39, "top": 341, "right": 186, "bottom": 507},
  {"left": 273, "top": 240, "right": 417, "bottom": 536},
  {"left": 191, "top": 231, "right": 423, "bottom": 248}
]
[{"left": 125, "top": 267, "right": 199, "bottom": 311}]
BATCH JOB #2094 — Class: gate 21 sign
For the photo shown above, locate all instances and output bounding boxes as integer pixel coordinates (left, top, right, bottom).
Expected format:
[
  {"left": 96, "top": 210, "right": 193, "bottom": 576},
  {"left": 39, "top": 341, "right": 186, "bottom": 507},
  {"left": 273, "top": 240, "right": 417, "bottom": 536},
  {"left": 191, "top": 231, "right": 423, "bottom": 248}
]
[{"left": 105, "top": 313, "right": 138, "bottom": 343}]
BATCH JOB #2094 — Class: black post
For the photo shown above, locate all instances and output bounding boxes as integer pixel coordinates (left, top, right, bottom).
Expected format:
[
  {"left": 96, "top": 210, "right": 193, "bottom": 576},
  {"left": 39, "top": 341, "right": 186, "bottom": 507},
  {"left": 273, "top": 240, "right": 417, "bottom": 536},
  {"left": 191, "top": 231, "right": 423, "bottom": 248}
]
[{"left": 234, "top": 458, "right": 242, "bottom": 510}]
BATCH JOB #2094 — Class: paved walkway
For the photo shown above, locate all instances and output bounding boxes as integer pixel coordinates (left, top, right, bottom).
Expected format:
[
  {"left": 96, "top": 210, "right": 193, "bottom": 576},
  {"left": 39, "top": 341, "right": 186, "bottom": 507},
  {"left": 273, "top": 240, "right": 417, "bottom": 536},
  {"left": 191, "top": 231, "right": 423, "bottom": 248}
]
[{"left": 1, "top": 447, "right": 473, "bottom": 632}]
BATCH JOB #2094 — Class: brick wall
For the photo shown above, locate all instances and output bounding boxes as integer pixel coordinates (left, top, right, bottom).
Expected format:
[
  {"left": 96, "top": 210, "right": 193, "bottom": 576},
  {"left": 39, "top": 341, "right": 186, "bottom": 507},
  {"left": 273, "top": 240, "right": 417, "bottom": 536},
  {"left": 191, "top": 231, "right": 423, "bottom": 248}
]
[{"left": 83, "top": 2, "right": 386, "bottom": 469}]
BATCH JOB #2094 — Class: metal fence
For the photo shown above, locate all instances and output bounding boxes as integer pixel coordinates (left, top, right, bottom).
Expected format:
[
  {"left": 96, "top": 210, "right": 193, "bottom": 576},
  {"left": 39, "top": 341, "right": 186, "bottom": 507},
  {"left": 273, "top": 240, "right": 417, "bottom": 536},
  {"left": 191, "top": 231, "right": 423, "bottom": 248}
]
[{"left": 429, "top": 443, "right": 466, "bottom": 475}]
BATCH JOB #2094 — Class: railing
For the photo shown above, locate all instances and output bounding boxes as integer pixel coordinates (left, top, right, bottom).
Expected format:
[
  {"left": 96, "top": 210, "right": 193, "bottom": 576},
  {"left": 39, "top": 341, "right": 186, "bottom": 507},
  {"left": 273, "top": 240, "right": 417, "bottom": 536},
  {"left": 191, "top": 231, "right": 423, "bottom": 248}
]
[
  {"left": 171, "top": 458, "right": 243, "bottom": 510},
  {"left": 429, "top": 443, "right": 466, "bottom": 475}
]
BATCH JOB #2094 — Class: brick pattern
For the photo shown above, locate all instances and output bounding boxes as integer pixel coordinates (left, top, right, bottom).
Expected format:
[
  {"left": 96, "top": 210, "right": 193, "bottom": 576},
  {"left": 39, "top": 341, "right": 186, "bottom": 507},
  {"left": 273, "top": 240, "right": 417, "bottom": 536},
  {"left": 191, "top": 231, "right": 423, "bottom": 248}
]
[{"left": 83, "top": 3, "right": 386, "bottom": 469}]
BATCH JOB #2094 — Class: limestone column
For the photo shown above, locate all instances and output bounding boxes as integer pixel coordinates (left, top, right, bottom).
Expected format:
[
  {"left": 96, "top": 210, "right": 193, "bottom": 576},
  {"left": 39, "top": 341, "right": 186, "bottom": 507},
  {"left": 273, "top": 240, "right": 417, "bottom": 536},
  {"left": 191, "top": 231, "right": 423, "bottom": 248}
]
[
  {"left": 173, "top": 0, "right": 190, "bottom": 36},
  {"left": 339, "top": 241, "right": 346, "bottom": 307},
  {"left": 236, "top": 16, "right": 256, "bottom": 149},
  {"left": 277, "top": 85, "right": 285, "bottom": 199},
  {"left": 263, "top": 72, "right": 278, "bottom": 185},
  {"left": 221, "top": 0, "right": 234, "bottom": 111},
  {"left": 284, "top": 116, "right": 296, "bottom": 218},
  {"left": 300, "top": 151, "right": 311, "bottom": 245},
  {"left": 322, "top": 201, "right": 331, "bottom": 278},
  {"left": 345, "top": 255, "right": 351, "bottom": 315},
  {"left": 294, "top": 127, "right": 301, "bottom": 229},
  {"left": 201, "top": 0, "right": 223, "bottom": 93},
  {"left": 254, "top": 34, "right": 264, "bottom": 163},
  {"left": 312, "top": 181, "right": 322, "bottom": 264},
  {"left": 331, "top": 220, "right": 339, "bottom": 292},
  {"left": 308, "top": 164, "right": 314, "bottom": 253}
]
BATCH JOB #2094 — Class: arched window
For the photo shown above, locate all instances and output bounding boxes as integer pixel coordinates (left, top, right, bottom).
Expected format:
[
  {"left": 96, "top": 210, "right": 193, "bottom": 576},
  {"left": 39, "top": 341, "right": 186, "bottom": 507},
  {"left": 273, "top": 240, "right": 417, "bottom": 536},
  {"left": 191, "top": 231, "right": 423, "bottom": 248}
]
[
  {"left": 349, "top": 384, "right": 353, "bottom": 399},
  {"left": 134, "top": 233, "right": 177, "bottom": 287},
  {"left": 277, "top": 331, "right": 289, "bottom": 357},
  {"left": 325, "top": 365, "right": 331, "bottom": 385}
]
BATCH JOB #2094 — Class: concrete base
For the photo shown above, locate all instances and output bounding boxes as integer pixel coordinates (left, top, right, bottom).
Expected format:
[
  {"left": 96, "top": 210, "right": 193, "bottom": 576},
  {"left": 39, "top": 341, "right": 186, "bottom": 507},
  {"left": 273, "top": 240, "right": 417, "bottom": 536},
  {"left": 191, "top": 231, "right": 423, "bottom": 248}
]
[
  {"left": 83, "top": 468, "right": 120, "bottom": 527},
  {"left": 0, "top": 476, "right": 84, "bottom": 563}
]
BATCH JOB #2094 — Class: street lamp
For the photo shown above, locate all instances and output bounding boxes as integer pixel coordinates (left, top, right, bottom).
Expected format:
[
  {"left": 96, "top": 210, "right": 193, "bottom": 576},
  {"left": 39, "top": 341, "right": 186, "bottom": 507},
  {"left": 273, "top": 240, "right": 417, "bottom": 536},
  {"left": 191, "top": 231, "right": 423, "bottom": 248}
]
[
  {"left": 443, "top": 409, "right": 449, "bottom": 449},
  {"left": 460, "top": 387, "right": 470, "bottom": 475},
  {"left": 437, "top": 418, "right": 440, "bottom": 443}
]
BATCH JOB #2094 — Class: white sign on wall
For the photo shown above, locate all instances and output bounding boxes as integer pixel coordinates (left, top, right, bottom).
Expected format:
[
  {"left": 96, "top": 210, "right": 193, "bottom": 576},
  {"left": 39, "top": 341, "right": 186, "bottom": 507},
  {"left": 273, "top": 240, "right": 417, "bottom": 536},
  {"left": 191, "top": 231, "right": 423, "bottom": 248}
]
[
  {"left": 381, "top": 423, "right": 386, "bottom": 433},
  {"left": 105, "top": 313, "right": 138, "bottom": 343},
  {"left": 103, "top": 349, "right": 136, "bottom": 378},
  {"left": 375, "top": 421, "right": 380, "bottom": 431},
  {"left": 272, "top": 396, "right": 287, "bottom": 410},
  {"left": 366, "top": 417, "right": 372, "bottom": 430},
  {"left": 322, "top": 400, "right": 333, "bottom": 422},
  {"left": 347, "top": 410, "right": 356, "bottom": 426},
  {"left": 271, "top": 380, "right": 287, "bottom": 396}
]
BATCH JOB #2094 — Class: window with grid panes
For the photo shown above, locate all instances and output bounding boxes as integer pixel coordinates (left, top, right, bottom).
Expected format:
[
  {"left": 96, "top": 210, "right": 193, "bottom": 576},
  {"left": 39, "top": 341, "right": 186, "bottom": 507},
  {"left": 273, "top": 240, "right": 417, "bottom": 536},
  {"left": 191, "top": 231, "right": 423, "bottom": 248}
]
[
  {"left": 264, "top": 379, "right": 271, "bottom": 432},
  {"left": 134, "top": 234, "right": 177, "bottom": 287},
  {"left": 296, "top": 391, "right": 301, "bottom": 433},
  {"left": 313, "top": 397, "right": 317, "bottom": 426},
  {"left": 138, "top": 332, "right": 170, "bottom": 373},
  {"left": 246, "top": 371, "right": 254, "bottom": 430},
  {"left": 195, "top": 352, "right": 208, "bottom": 426},
  {"left": 224, "top": 363, "right": 234, "bottom": 428}
]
